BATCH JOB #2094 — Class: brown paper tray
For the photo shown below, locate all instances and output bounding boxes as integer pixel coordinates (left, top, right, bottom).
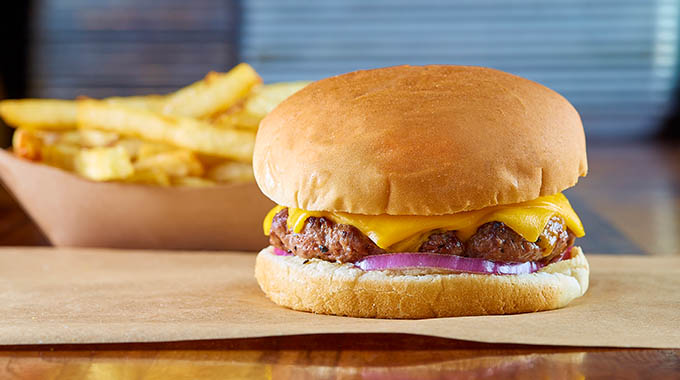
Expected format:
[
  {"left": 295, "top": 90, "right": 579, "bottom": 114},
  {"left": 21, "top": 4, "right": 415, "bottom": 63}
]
[
  {"left": 0, "top": 248, "right": 678, "bottom": 348},
  {"left": 0, "top": 150, "right": 274, "bottom": 251}
]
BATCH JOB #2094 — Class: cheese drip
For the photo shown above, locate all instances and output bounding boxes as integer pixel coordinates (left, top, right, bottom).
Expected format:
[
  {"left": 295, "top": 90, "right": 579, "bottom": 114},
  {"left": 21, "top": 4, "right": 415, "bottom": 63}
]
[{"left": 263, "top": 193, "right": 585, "bottom": 252}]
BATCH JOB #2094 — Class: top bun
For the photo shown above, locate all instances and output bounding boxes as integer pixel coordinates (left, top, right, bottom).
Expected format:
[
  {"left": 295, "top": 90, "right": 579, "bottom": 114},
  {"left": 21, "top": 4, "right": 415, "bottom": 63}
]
[{"left": 254, "top": 65, "right": 587, "bottom": 215}]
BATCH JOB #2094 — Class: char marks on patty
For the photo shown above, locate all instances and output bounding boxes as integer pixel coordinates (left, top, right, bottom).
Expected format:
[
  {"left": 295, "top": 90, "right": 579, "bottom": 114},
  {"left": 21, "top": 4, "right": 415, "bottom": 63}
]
[
  {"left": 465, "top": 216, "right": 575, "bottom": 263},
  {"left": 270, "top": 208, "right": 385, "bottom": 263}
]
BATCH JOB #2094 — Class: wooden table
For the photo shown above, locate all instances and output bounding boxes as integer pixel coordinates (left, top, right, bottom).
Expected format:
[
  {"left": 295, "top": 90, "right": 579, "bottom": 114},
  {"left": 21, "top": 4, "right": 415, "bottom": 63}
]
[{"left": 1, "top": 142, "right": 679, "bottom": 379}]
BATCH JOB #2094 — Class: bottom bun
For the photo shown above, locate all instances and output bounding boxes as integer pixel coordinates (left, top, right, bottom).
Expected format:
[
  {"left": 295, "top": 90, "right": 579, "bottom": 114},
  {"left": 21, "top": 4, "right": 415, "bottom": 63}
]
[{"left": 254, "top": 246, "right": 589, "bottom": 319}]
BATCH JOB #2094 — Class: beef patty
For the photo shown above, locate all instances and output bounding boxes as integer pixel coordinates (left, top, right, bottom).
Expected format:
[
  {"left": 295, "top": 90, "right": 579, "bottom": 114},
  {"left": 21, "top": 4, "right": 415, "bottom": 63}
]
[{"left": 269, "top": 208, "right": 575, "bottom": 264}]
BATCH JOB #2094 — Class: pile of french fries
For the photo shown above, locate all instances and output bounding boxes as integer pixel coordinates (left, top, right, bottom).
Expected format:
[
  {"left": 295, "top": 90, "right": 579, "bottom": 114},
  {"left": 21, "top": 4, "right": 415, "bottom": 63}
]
[{"left": 0, "top": 63, "right": 308, "bottom": 186}]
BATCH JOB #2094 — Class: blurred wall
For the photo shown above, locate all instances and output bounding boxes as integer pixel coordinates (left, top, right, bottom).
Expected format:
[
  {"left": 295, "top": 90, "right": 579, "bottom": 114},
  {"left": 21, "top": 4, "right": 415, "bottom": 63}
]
[
  {"left": 27, "top": 0, "right": 240, "bottom": 99},
  {"left": 241, "top": 0, "right": 679, "bottom": 140}
]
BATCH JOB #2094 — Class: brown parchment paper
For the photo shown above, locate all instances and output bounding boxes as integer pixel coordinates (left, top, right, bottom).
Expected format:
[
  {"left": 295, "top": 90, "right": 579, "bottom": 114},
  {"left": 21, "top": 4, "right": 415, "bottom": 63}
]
[
  {"left": 1, "top": 248, "right": 678, "bottom": 347},
  {"left": 0, "top": 150, "right": 274, "bottom": 251}
]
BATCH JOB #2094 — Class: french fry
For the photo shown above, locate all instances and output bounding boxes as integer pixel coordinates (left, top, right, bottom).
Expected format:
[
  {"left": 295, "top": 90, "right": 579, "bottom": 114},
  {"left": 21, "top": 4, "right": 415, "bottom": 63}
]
[
  {"left": 244, "top": 81, "right": 309, "bottom": 119},
  {"left": 195, "top": 153, "right": 229, "bottom": 168},
  {"left": 12, "top": 129, "right": 43, "bottom": 160},
  {"left": 206, "top": 161, "right": 254, "bottom": 183},
  {"left": 103, "top": 95, "right": 166, "bottom": 112},
  {"left": 78, "top": 130, "right": 119, "bottom": 147},
  {"left": 124, "top": 169, "right": 171, "bottom": 186},
  {"left": 114, "top": 138, "right": 144, "bottom": 158},
  {"left": 12, "top": 129, "right": 80, "bottom": 163},
  {"left": 74, "top": 146, "right": 134, "bottom": 181},
  {"left": 171, "top": 176, "right": 216, "bottom": 187},
  {"left": 136, "top": 142, "right": 175, "bottom": 160},
  {"left": 0, "top": 94, "right": 166, "bottom": 131},
  {"left": 162, "top": 63, "right": 261, "bottom": 118},
  {"left": 210, "top": 107, "right": 263, "bottom": 130},
  {"left": 41, "top": 143, "right": 80, "bottom": 171},
  {"left": 32, "top": 129, "right": 117, "bottom": 148},
  {"left": 26, "top": 129, "right": 119, "bottom": 150},
  {"left": 13, "top": 129, "right": 129, "bottom": 178},
  {"left": 0, "top": 99, "right": 77, "bottom": 130},
  {"left": 52, "top": 130, "right": 82, "bottom": 146},
  {"left": 77, "top": 100, "right": 255, "bottom": 161},
  {"left": 134, "top": 150, "right": 204, "bottom": 177},
  {"left": 210, "top": 81, "right": 309, "bottom": 130}
]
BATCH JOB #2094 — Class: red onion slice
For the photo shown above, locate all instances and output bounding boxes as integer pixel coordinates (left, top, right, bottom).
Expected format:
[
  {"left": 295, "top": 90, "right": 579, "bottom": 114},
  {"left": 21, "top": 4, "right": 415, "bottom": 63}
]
[
  {"left": 274, "top": 246, "right": 573, "bottom": 275},
  {"left": 355, "top": 253, "right": 545, "bottom": 275},
  {"left": 274, "top": 247, "right": 293, "bottom": 256}
]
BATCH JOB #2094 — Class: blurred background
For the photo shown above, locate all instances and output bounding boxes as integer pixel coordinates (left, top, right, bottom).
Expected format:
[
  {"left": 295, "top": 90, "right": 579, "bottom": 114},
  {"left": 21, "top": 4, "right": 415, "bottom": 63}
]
[
  {"left": 1, "top": 0, "right": 679, "bottom": 145},
  {"left": 0, "top": 0, "right": 678, "bottom": 254}
]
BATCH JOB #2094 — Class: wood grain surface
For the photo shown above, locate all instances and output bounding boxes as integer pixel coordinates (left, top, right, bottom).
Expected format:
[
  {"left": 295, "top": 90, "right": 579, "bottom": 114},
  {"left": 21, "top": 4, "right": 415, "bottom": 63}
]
[
  {"left": 0, "top": 141, "right": 678, "bottom": 379},
  {"left": 0, "top": 336, "right": 678, "bottom": 379}
]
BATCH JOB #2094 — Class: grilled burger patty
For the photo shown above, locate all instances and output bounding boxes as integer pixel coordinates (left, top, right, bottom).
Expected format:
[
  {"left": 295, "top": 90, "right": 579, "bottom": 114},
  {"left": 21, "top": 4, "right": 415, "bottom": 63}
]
[{"left": 269, "top": 208, "right": 575, "bottom": 264}]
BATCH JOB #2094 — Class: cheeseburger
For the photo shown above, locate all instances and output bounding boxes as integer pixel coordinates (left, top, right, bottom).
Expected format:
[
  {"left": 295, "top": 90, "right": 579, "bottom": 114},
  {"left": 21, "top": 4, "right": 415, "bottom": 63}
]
[{"left": 253, "top": 65, "right": 589, "bottom": 319}]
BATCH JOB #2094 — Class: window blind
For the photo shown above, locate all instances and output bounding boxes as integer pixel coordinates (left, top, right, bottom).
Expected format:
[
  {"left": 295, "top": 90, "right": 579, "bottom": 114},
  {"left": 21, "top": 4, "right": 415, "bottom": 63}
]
[{"left": 241, "top": 0, "right": 678, "bottom": 138}]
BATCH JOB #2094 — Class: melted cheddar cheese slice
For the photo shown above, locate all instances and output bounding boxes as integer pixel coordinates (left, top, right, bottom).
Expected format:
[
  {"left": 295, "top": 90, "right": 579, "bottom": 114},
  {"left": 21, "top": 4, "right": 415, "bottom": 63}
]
[{"left": 263, "top": 193, "right": 585, "bottom": 252}]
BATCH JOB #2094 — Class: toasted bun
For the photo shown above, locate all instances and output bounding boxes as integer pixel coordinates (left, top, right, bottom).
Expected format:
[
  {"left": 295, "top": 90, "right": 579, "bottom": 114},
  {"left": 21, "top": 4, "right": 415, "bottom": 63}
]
[
  {"left": 255, "top": 246, "right": 589, "bottom": 319},
  {"left": 254, "top": 65, "right": 587, "bottom": 215}
]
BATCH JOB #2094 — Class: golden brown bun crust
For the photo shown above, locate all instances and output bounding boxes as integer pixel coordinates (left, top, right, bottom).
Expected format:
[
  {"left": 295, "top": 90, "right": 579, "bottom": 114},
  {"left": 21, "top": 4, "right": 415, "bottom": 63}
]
[
  {"left": 255, "top": 246, "right": 589, "bottom": 319},
  {"left": 254, "top": 65, "right": 587, "bottom": 215}
]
